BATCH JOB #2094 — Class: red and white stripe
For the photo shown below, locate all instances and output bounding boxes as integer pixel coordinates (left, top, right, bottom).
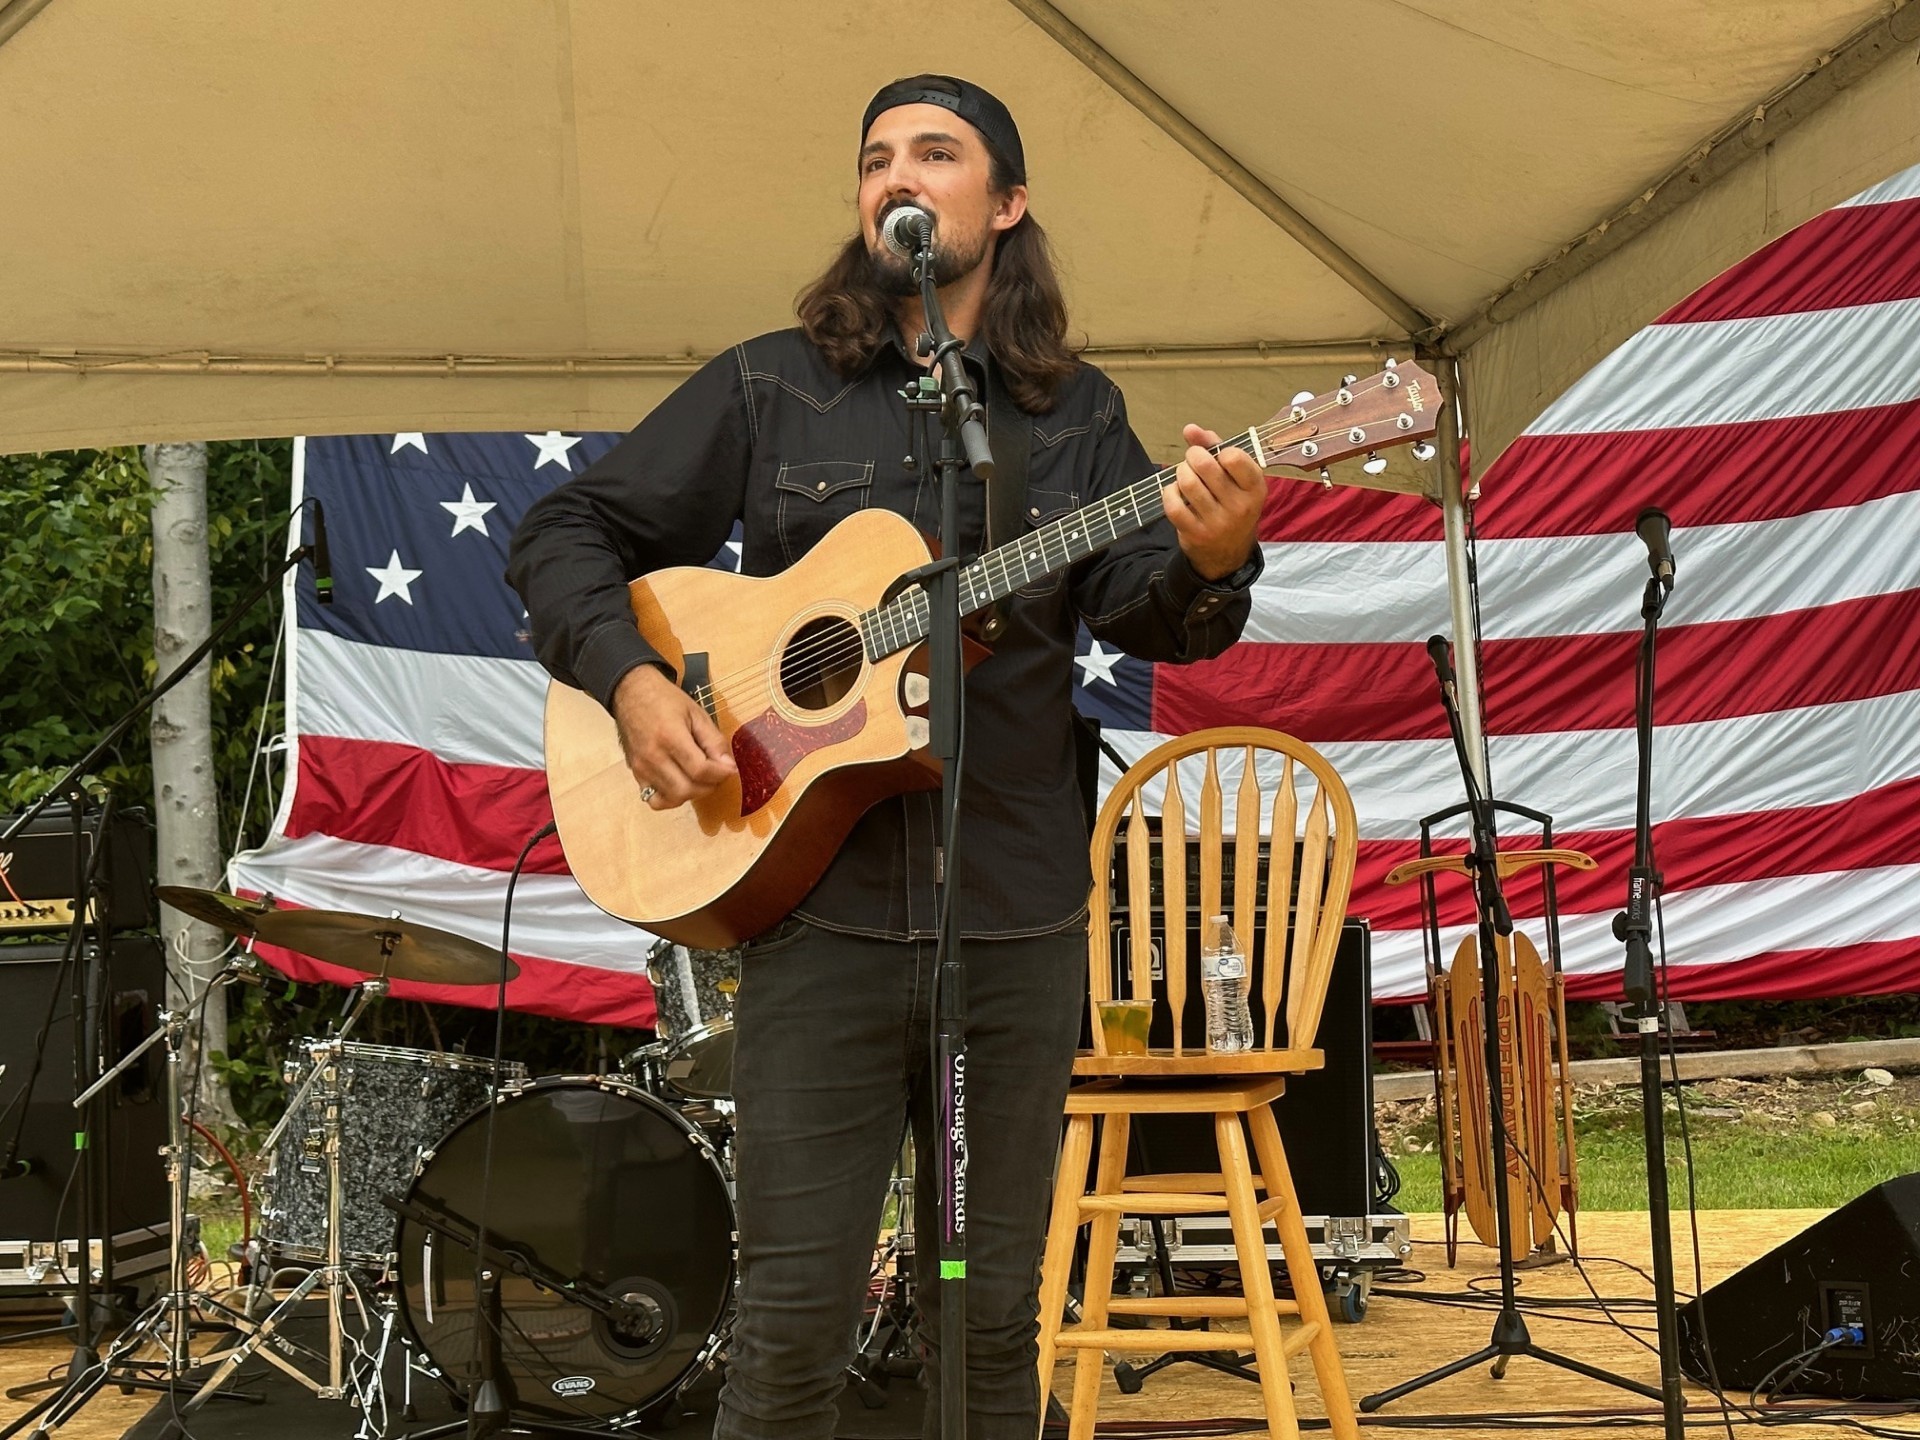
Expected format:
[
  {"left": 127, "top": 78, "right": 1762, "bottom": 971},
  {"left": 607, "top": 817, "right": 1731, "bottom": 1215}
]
[{"left": 1124, "top": 159, "right": 1920, "bottom": 1000}]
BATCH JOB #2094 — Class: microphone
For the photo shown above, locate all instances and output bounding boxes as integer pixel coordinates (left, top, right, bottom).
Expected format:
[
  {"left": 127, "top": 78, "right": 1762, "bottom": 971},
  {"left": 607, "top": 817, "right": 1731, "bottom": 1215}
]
[
  {"left": 1635, "top": 507, "right": 1674, "bottom": 589},
  {"left": 313, "top": 500, "right": 334, "bottom": 606},
  {"left": 1426, "top": 634, "right": 1457, "bottom": 707},
  {"left": 881, "top": 205, "right": 933, "bottom": 260}
]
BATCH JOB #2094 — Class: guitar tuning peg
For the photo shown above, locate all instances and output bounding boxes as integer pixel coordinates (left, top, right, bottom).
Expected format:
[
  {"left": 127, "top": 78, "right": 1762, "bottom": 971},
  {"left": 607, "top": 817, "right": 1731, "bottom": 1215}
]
[
  {"left": 1290, "top": 390, "right": 1315, "bottom": 406},
  {"left": 1362, "top": 452, "right": 1388, "bottom": 475},
  {"left": 1412, "top": 441, "right": 1437, "bottom": 462},
  {"left": 1318, "top": 468, "right": 1332, "bottom": 488},
  {"left": 1384, "top": 357, "right": 1398, "bottom": 368},
  {"left": 1342, "top": 374, "right": 1359, "bottom": 387}
]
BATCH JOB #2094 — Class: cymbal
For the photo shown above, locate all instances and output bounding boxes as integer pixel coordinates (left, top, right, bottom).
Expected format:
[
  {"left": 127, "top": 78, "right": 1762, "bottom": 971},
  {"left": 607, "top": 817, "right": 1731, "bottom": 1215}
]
[{"left": 155, "top": 886, "right": 518, "bottom": 987}]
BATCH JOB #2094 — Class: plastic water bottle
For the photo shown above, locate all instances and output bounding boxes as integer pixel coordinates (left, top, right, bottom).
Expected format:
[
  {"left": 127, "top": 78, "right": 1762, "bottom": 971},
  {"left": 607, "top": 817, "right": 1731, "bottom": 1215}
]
[{"left": 1201, "top": 914, "right": 1255, "bottom": 1053}]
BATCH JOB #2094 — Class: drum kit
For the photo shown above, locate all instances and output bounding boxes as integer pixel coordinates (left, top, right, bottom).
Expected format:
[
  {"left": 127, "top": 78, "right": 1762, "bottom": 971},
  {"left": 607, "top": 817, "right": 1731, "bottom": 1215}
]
[{"left": 73, "top": 886, "right": 775, "bottom": 1437}]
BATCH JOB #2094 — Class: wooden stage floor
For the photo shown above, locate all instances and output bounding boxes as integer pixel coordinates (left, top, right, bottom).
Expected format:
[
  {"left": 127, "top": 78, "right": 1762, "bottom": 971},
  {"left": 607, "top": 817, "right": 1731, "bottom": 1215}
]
[{"left": 0, "top": 1210, "right": 1888, "bottom": 1440}]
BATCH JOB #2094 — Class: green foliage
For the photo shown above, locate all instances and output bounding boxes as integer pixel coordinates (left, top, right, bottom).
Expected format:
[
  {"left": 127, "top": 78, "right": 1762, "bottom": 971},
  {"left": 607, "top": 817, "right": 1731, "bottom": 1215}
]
[{"left": 0, "top": 441, "right": 293, "bottom": 851}]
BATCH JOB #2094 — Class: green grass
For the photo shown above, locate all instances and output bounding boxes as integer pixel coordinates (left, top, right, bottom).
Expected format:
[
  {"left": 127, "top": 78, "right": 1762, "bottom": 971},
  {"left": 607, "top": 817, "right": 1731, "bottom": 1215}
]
[{"left": 1387, "top": 1101, "right": 1920, "bottom": 1211}]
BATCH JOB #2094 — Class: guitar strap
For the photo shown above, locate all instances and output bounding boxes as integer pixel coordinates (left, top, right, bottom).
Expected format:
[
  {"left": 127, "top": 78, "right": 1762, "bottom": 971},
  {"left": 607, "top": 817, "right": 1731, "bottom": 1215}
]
[{"left": 980, "top": 356, "right": 1031, "bottom": 642}]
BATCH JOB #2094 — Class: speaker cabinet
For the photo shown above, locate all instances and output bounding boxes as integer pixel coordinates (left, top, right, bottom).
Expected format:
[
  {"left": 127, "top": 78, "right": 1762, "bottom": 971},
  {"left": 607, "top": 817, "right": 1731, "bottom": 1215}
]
[
  {"left": 1678, "top": 1173, "right": 1920, "bottom": 1399},
  {"left": 1086, "top": 918, "right": 1405, "bottom": 1273},
  {"left": 0, "top": 937, "right": 170, "bottom": 1293}
]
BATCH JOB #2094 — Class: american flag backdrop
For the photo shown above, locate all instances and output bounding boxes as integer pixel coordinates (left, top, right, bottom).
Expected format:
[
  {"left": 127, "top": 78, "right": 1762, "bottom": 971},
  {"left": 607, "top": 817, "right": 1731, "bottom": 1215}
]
[{"left": 232, "top": 158, "right": 1920, "bottom": 1019}]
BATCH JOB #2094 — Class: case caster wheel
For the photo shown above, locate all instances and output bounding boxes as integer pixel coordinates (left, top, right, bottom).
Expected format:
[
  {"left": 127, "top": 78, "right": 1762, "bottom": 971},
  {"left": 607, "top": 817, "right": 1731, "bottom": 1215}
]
[{"left": 1330, "top": 1277, "right": 1369, "bottom": 1324}]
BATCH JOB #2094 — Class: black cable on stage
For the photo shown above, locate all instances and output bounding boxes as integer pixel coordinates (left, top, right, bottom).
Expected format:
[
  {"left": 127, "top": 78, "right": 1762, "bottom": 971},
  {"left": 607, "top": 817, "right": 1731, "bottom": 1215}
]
[
  {"left": 1651, "top": 893, "right": 1738, "bottom": 1440},
  {"left": 462, "top": 818, "right": 556, "bottom": 1422}
]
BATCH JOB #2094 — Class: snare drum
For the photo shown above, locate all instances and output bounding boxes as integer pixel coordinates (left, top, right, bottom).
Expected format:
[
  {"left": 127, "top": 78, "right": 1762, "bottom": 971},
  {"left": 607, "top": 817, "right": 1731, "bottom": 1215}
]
[
  {"left": 644, "top": 940, "right": 739, "bottom": 1099},
  {"left": 259, "top": 1040, "right": 527, "bottom": 1270}
]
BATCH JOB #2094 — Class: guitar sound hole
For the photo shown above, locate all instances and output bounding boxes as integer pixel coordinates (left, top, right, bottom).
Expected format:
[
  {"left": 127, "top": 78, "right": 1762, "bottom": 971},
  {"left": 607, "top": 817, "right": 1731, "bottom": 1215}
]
[{"left": 779, "top": 616, "right": 864, "bottom": 711}]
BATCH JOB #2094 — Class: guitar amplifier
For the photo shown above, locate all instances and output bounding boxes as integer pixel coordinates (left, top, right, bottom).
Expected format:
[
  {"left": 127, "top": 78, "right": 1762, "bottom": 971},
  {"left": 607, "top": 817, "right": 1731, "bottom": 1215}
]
[
  {"left": 0, "top": 936, "right": 171, "bottom": 1295},
  {"left": 0, "top": 803, "right": 153, "bottom": 936}
]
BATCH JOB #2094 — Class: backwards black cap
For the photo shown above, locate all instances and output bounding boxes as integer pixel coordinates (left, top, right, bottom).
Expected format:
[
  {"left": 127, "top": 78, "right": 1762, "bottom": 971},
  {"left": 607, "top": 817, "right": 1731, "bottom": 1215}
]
[{"left": 861, "top": 74, "right": 1025, "bottom": 184}]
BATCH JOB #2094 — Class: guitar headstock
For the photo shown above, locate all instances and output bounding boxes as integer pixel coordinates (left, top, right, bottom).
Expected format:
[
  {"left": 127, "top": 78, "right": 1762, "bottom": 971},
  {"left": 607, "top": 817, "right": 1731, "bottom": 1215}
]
[{"left": 1253, "top": 359, "right": 1441, "bottom": 477}]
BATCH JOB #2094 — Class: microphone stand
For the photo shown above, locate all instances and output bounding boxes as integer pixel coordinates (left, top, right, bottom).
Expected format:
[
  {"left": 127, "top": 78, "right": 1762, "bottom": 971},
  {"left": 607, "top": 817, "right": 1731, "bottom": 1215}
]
[
  {"left": 1614, "top": 570, "right": 1687, "bottom": 1440},
  {"left": 896, "top": 225, "right": 993, "bottom": 1440},
  {"left": 1362, "top": 642, "right": 1660, "bottom": 1413}
]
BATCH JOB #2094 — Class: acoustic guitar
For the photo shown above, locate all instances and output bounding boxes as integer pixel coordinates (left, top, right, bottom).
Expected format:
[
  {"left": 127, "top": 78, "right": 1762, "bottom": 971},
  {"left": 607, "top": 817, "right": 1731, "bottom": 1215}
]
[{"left": 545, "top": 361, "right": 1441, "bottom": 946}]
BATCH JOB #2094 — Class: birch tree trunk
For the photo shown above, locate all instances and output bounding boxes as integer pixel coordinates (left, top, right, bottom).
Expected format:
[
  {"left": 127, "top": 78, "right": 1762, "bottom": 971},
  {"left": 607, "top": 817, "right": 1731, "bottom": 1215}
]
[{"left": 146, "top": 441, "right": 236, "bottom": 1128}]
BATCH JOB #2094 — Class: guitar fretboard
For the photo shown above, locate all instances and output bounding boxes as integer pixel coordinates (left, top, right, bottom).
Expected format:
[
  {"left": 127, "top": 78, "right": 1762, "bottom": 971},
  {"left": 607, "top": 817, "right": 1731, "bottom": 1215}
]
[{"left": 857, "top": 444, "right": 1225, "bottom": 660}]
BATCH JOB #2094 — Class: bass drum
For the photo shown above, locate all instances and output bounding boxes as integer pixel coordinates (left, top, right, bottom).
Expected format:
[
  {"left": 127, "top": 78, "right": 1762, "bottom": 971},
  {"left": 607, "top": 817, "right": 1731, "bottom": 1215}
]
[{"left": 395, "top": 1077, "right": 734, "bottom": 1425}]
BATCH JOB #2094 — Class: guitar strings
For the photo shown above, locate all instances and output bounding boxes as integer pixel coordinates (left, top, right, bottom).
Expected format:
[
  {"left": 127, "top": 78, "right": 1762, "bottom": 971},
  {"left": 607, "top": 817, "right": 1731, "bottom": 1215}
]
[
  {"left": 686, "top": 388, "right": 1403, "bottom": 713},
  {"left": 679, "top": 374, "right": 1414, "bottom": 713},
  {"left": 684, "top": 398, "right": 1389, "bottom": 714}
]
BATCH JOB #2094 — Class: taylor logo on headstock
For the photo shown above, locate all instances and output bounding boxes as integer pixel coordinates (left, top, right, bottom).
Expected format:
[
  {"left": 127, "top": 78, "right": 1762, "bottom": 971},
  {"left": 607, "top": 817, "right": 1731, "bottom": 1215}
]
[{"left": 1405, "top": 380, "right": 1426, "bottom": 411}]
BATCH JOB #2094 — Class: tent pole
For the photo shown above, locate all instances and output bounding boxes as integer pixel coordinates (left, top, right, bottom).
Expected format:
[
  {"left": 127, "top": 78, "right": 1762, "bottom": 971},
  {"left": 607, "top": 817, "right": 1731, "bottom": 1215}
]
[{"left": 1436, "top": 355, "right": 1487, "bottom": 791}]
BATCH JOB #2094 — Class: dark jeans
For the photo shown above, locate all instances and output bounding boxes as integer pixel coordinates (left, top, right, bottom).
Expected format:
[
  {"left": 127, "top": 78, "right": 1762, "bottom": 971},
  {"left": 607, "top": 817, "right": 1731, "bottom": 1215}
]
[{"left": 715, "top": 921, "right": 1085, "bottom": 1440}]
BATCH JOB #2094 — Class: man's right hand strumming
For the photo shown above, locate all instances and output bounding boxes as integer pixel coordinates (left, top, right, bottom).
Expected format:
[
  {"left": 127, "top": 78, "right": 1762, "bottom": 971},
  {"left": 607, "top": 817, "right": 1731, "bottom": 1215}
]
[{"left": 611, "top": 665, "right": 737, "bottom": 810}]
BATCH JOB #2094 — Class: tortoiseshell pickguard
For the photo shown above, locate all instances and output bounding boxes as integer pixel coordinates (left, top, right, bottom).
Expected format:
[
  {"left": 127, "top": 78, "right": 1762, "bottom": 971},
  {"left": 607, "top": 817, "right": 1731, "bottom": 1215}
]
[{"left": 732, "top": 702, "right": 868, "bottom": 816}]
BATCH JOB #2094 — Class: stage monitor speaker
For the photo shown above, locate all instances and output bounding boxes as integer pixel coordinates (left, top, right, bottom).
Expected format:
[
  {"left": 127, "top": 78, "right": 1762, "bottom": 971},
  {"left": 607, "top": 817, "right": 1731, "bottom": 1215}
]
[
  {"left": 1678, "top": 1172, "right": 1920, "bottom": 1399},
  {"left": 0, "top": 936, "right": 170, "bottom": 1292}
]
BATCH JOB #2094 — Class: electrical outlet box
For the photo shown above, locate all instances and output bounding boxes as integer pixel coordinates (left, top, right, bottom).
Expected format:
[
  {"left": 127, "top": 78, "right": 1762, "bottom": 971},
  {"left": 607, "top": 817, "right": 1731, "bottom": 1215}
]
[{"left": 1819, "top": 1281, "right": 1873, "bottom": 1354}]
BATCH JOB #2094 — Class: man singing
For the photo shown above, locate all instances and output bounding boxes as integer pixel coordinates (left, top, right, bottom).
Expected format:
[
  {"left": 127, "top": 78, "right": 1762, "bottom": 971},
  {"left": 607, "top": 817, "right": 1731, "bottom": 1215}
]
[{"left": 509, "top": 74, "right": 1267, "bottom": 1440}]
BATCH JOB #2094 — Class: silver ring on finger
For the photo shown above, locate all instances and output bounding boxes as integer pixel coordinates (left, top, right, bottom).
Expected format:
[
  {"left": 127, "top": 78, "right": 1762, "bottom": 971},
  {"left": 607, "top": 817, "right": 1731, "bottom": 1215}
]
[{"left": 638, "top": 784, "right": 657, "bottom": 803}]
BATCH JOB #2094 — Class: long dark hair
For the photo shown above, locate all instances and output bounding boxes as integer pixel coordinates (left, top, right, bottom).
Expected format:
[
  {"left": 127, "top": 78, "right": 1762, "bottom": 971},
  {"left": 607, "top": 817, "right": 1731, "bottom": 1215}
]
[{"left": 796, "top": 153, "right": 1078, "bottom": 414}]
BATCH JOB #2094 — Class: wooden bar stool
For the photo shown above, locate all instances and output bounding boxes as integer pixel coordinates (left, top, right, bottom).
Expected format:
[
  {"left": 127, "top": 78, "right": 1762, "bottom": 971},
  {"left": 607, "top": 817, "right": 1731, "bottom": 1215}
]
[{"left": 1035, "top": 727, "right": 1361, "bottom": 1440}]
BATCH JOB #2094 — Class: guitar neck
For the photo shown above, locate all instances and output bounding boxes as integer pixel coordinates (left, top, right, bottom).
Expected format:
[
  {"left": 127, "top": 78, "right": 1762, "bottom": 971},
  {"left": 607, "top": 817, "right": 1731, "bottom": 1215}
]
[{"left": 858, "top": 430, "right": 1260, "bottom": 661}]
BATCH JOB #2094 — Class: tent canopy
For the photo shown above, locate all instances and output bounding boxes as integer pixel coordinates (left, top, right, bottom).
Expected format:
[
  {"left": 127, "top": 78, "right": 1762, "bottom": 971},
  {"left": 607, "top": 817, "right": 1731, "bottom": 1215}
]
[{"left": 3, "top": 0, "right": 1919, "bottom": 471}]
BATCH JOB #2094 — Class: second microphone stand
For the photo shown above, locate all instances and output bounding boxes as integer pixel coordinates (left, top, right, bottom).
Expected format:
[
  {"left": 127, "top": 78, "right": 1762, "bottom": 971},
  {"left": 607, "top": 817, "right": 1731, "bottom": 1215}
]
[
  {"left": 1614, "top": 568, "right": 1687, "bottom": 1440},
  {"left": 1361, "top": 641, "right": 1661, "bottom": 1413}
]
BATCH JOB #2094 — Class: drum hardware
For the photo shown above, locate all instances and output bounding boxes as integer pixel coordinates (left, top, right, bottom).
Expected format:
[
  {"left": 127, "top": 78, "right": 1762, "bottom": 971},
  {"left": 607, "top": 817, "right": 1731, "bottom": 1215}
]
[
  {"left": 186, "top": 975, "right": 391, "bottom": 1410},
  {"left": 384, "top": 1193, "right": 666, "bottom": 1343},
  {"left": 847, "top": 1138, "right": 921, "bottom": 1406},
  {"left": 175, "top": 883, "right": 519, "bottom": 1419}
]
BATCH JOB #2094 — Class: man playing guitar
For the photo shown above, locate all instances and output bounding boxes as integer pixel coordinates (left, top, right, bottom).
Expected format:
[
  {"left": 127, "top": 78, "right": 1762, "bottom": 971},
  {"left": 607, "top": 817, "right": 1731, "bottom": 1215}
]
[{"left": 509, "top": 74, "right": 1266, "bottom": 1440}]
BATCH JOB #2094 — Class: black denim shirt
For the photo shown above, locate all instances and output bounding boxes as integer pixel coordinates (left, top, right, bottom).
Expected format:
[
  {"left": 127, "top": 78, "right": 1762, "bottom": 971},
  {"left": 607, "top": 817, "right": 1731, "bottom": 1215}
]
[{"left": 507, "top": 326, "right": 1261, "bottom": 940}]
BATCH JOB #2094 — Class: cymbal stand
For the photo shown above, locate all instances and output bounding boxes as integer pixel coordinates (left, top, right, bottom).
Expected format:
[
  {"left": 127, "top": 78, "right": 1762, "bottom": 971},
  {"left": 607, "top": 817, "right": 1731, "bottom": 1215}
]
[
  {"left": 180, "top": 974, "right": 390, "bottom": 1414},
  {"left": 848, "top": 1137, "right": 920, "bottom": 1406}
]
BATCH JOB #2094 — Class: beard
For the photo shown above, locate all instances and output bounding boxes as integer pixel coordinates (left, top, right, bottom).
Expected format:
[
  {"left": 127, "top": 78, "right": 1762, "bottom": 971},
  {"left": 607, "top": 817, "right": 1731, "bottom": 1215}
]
[{"left": 867, "top": 209, "right": 992, "bottom": 297}]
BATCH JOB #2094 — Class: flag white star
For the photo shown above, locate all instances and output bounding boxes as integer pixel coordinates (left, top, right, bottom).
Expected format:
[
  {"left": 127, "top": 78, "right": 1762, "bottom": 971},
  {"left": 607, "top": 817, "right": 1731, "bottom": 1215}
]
[
  {"left": 439, "top": 483, "right": 498, "bottom": 538},
  {"left": 1074, "top": 639, "right": 1125, "bottom": 688},
  {"left": 524, "top": 431, "right": 584, "bottom": 472},
  {"left": 390, "top": 433, "right": 428, "bottom": 455},
  {"left": 366, "top": 550, "right": 424, "bottom": 605}
]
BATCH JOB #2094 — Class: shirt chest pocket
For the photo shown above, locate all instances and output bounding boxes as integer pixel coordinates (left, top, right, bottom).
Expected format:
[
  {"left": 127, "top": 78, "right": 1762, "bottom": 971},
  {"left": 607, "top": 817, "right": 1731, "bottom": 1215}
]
[
  {"left": 1009, "top": 486, "right": 1080, "bottom": 598},
  {"left": 770, "top": 459, "right": 875, "bottom": 567}
]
